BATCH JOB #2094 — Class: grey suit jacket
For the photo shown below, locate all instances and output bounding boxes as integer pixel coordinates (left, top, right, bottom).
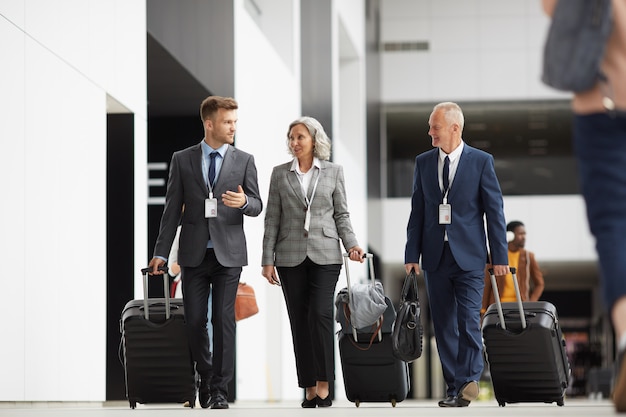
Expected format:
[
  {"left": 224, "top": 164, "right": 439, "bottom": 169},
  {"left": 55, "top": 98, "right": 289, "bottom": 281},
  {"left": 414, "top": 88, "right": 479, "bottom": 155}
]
[
  {"left": 154, "top": 142, "right": 262, "bottom": 268},
  {"left": 262, "top": 160, "right": 359, "bottom": 267}
]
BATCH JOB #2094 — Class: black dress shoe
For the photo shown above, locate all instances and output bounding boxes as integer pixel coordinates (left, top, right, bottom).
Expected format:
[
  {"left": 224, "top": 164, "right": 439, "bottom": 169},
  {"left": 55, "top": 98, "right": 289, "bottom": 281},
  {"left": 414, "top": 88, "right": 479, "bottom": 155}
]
[
  {"left": 316, "top": 395, "right": 332, "bottom": 407},
  {"left": 438, "top": 395, "right": 460, "bottom": 407},
  {"left": 209, "top": 391, "right": 229, "bottom": 409},
  {"left": 301, "top": 397, "right": 317, "bottom": 408}
]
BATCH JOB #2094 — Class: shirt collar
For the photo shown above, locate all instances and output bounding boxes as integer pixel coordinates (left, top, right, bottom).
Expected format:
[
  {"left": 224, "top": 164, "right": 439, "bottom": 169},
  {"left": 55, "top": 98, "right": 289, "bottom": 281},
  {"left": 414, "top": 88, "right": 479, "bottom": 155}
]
[
  {"left": 290, "top": 157, "right": 321, "bottom": 173},
  {"left": 439, "top": 140, "right": 464, "bottom": 162},
  {"left": 201, "top": 141, "right": 228, "bottom": 158}
]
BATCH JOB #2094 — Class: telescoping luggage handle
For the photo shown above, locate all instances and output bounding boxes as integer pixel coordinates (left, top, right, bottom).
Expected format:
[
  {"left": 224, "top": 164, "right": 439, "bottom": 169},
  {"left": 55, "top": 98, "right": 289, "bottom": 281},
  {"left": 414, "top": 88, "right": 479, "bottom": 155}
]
[
  {"left": 342, "top": 253, "right": 382, "bottom": 342},
  {"left": 488, "top": 267, "right": 527, "bottom": 330},
  {"left": 140, "top": 266, "right": 170, "bottom": 321}
]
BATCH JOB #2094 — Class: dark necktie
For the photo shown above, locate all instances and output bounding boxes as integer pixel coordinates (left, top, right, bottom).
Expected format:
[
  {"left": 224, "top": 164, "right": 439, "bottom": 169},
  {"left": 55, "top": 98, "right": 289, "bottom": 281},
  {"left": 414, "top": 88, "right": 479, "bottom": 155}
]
[
  {"left": 209, "top": 152, "right": 218, "bottom": 187},
  {"left": 442, "top": 156, "right": 450, "bottom": 195}
]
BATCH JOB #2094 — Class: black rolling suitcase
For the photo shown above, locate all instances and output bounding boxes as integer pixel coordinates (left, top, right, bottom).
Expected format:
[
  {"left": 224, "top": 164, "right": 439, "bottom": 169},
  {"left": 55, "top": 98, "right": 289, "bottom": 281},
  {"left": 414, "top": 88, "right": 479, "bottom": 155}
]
[
  {"left": 120, "top": 267, "right": 197, "bottom": 409},
  {"left": 482, "top": 267, "right": 570, "bottom": 407},
  {"left": 336, "top": 253, "right": 410, "bottom": 407}
]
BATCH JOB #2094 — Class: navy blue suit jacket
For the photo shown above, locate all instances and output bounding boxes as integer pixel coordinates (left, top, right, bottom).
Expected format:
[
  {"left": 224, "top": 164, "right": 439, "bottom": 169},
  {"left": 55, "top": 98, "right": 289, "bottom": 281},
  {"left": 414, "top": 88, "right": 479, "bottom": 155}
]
[{"left": 405, "top": 144, "right": 508, "bottom": 272}]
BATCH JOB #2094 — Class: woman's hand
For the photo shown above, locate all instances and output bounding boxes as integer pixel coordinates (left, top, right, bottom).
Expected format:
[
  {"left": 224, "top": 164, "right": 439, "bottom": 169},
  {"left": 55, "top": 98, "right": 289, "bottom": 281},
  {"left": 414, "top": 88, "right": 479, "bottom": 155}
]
[
  {"left": 347, "top": 246, "right": 365, "bottom": 263},
  {"left": 262, "top": 265, "right": 281, "bottom": 286}
]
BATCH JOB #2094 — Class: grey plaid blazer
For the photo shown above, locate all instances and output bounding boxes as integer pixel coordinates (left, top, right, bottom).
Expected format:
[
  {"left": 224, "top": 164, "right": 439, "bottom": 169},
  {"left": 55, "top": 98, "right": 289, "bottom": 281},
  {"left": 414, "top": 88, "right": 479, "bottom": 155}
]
[{"left": 262, "top": 160, "right": 359, "bottom": 267}]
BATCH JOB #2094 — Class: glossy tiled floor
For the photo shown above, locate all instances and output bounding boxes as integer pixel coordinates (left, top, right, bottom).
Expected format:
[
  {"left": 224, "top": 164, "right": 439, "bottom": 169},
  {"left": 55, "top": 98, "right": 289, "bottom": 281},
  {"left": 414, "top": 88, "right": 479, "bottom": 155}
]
[{"left": 0, "top": 398, "right": 617, "bottom": 417}]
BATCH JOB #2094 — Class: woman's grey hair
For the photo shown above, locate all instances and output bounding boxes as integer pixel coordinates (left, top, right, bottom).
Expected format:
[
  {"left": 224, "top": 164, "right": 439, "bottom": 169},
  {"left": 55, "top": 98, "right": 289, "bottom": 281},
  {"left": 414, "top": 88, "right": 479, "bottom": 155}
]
[
  {"left": 433, "top": 102, "right": 465, "bottom": 131},
  {"left": 286, "top": 116, "right": 332, "bottom": 161}
]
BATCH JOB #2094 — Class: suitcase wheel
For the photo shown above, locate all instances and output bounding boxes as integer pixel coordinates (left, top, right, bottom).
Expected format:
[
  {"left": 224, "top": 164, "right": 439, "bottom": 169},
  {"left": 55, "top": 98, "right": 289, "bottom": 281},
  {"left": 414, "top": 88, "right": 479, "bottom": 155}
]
[
  {"left": 129, "top": 400, "right": 137, "bottom": 409},
  {"left": 354, "top": 399, "right": 360, "bottom": 407},
  {"left": 391, "top": 398, "right": 397, "bottom": 407}
]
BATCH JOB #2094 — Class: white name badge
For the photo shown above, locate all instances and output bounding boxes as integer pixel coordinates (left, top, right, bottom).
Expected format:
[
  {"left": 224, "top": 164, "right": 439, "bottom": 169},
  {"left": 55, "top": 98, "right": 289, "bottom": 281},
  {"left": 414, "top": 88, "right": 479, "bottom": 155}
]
[
  {"left": 439, "top": 203, "right": 451, "bottom": 224},
  {"left": 205, "top": 198, "right": 218, "bottom": 218}
]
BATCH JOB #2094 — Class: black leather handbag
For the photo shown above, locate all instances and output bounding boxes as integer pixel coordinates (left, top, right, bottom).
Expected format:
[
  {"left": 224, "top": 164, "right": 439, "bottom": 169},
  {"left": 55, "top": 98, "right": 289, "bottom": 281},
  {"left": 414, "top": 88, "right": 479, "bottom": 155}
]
[{"left": 391, "top": 270, "right": 423, "bottom": 362}]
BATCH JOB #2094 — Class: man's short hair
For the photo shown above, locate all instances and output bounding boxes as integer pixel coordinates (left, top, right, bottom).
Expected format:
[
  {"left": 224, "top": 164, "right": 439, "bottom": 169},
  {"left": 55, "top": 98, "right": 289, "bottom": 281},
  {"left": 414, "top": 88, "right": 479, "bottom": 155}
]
[
  {"left": 506, "top": 220, "right": 525, "bottom": 232},
  {"left": 200, "top": 96, "right": 238, "bottom": 121}
]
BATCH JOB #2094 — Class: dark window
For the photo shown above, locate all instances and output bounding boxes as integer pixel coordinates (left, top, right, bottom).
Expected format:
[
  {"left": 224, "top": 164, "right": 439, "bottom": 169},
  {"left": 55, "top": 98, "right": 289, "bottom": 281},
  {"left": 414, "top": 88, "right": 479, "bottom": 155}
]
[{"left": 385, "top": 100, "right": 578, "bottom": 197}]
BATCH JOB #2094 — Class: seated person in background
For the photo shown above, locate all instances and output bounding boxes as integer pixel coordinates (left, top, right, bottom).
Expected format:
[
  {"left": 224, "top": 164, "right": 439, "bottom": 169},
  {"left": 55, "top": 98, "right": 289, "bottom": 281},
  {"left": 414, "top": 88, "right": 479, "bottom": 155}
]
[{"left": 482, "top": 220, "right": 545, "bottom": 313}]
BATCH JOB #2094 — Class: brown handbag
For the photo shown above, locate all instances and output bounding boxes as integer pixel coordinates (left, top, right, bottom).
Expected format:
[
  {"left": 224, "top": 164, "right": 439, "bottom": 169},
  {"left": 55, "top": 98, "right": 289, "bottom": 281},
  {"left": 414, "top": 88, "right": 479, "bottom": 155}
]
[{"left": 235, "top": 282, "right": 259, "bottom": 321}]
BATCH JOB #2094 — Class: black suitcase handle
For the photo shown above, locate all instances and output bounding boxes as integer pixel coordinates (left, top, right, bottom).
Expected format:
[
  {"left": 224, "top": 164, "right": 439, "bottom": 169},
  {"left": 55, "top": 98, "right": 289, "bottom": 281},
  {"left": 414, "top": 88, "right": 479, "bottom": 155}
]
[
  {"left": 488, "top": 267, "right": 527, "bottom": 330},
  {"left": 141, "top": 266, "right": 170, "bottom": 321}
]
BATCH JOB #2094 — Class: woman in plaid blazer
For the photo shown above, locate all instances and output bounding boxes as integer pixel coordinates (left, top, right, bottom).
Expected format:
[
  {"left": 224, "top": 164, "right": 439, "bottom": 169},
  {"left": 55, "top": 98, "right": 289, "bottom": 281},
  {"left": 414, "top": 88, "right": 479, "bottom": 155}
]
[{"left": 262, "top": 116, "right": 364, "bottom": 408}]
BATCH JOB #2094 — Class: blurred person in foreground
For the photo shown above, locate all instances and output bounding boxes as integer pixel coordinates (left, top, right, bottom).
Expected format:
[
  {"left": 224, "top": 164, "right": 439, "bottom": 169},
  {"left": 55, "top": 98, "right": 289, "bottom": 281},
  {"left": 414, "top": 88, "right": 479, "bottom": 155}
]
[{"left": 542, "top": 0, "right": 626, "bottom": 412}]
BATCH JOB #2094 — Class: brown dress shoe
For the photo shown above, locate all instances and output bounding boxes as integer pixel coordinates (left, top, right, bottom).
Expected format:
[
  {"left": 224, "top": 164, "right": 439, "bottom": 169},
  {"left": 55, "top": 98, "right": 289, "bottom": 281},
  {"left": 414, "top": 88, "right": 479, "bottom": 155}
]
[{"left": 457, "top": 381, "right": 479, "bottom": 407}]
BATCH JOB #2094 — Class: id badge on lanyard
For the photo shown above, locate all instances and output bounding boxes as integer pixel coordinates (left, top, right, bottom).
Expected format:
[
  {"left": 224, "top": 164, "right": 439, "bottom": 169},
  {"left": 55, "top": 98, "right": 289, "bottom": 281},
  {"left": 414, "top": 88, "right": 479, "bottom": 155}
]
[
  {"left": 205, "top": 193, "right": 218, "bottom": 218},
  {"left": 203, "top": 155, "right": 218, "bottom": 218},
  {"left": 439, "top": 190, "right": 451, "bottom": 225}
]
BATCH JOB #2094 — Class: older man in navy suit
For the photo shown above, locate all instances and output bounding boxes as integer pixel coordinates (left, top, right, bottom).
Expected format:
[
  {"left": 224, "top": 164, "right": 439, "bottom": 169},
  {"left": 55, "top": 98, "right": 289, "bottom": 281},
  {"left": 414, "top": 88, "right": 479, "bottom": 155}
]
[
  {"left": 148, "top": 96, "right": 262, "bottom": 409},
  {"left": 404, "top": 102, "right": 508, "bottom": 407}
]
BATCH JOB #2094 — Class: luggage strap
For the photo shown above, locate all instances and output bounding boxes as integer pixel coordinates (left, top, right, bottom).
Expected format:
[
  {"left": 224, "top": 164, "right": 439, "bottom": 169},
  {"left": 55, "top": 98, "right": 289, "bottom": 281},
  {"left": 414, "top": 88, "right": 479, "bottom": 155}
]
[{"left": 342, "top": 303, "right": 384, "bottom": 351}]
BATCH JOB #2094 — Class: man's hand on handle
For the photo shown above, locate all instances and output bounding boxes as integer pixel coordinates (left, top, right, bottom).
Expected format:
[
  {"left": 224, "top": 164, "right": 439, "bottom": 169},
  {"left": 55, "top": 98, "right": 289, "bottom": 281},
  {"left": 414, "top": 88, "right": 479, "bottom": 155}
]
[
  {"left": 405, "top": 263, "right": 421, "bottom": 276},
  {"left": 148, "top": 257, "right": 166, "bottom": 275},
  {"left": 492, "top": 265, "right": 510, "bottom": 276}
]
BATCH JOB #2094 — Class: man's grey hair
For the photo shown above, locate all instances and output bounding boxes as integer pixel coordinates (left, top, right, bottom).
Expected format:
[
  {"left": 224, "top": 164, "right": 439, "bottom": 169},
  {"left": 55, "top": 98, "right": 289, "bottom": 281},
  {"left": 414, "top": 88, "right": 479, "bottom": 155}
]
[{"left": 433, "top": 102, "right": 465, "bottom": 131}]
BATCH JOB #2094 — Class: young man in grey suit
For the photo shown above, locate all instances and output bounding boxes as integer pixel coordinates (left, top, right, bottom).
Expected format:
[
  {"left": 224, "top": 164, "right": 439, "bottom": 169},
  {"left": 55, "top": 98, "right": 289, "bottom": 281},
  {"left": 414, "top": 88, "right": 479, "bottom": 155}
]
[
  {"left": 148, "top": 96, "right": 263, "bottom": 409},
  {"left": 404, "top": 102, "right": 508, "bottom": 407}
]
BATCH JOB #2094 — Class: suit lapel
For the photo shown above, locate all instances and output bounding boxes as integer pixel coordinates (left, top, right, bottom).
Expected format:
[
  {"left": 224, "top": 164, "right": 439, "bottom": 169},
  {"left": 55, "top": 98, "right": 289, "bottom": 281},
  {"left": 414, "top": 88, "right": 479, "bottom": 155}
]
[
  {"left": 307, "top": 163, "right": 322, "bottom": 200},
  {"left": 448, "top": 145, "right": 472, "bottom": 201},
  {"left": 217, "top": 145, "right": 235, "bottom": 190},
  {"left": 287, "top": 166, "right": 307, "bottom": 206}
]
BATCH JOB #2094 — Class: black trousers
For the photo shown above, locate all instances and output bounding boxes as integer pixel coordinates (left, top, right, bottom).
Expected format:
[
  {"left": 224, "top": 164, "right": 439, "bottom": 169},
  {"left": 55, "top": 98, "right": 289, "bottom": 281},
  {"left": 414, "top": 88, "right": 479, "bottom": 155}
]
[
  {"left": 182, "top": 249, "right": 241, "bottom": 395},
  {"left": 277, "top": 257, "right": 341, "bottom": 388}
]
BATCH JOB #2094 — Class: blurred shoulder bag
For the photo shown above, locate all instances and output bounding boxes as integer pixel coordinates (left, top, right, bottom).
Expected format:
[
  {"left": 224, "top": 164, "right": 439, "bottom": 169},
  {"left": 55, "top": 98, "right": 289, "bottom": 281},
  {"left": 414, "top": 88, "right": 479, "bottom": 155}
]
[{"left": 542, "top": 0, "right": 612, "bottom": 93}]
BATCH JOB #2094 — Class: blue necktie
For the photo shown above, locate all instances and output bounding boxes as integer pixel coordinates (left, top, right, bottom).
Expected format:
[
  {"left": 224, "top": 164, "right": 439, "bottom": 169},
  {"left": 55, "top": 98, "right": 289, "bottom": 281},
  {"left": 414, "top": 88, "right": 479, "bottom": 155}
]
[
  {"left": 207, "top": 152, "right": 218, "bottom": 242},
  {"left": 442, "top": 156, "right": 450, "bottom": 195},
  {"left": 209, "top": 152, "right": 218, "bottom": 187}
]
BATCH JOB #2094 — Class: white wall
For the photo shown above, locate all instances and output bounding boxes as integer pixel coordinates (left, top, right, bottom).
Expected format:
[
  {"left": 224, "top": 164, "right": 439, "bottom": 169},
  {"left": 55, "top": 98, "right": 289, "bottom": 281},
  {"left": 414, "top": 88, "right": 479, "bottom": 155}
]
[
  {"left": 370, "top": 195, "right": 596, "bottom": 265},
  {"left": 380, "top": 0, "right": 571, "bottom": 103},
  {"left": 0, "top": 0, "right": 147, "bottom": 401}
]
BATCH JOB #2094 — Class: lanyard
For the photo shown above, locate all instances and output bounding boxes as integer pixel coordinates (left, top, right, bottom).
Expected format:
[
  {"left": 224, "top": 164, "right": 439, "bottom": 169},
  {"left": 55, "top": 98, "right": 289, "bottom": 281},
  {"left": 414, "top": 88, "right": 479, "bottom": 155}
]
[
  {"left": 202, "top": 153, "right": 218, "bottom": 198},
  {"left": 295, "top": 169, "right": 320, "bottom": 232}
]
